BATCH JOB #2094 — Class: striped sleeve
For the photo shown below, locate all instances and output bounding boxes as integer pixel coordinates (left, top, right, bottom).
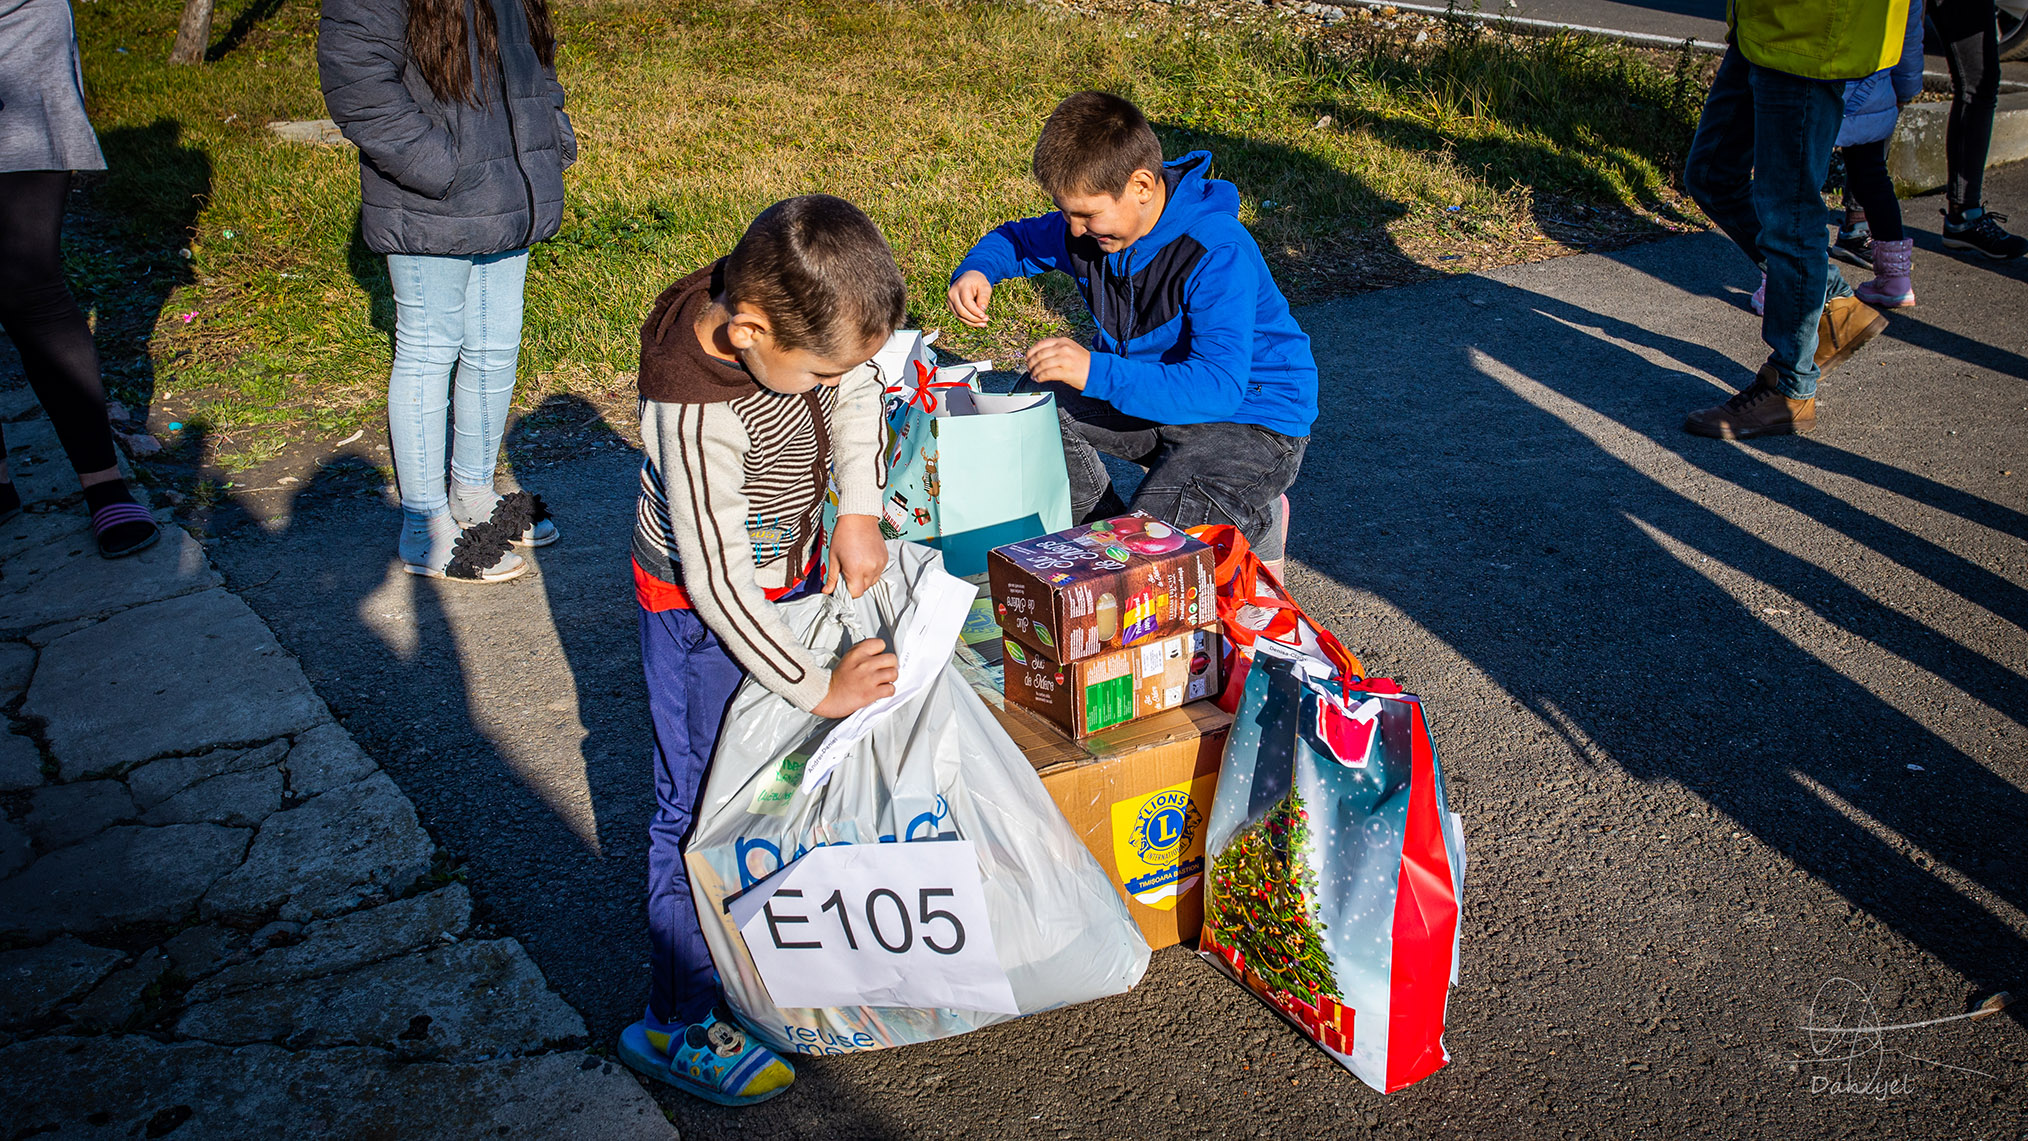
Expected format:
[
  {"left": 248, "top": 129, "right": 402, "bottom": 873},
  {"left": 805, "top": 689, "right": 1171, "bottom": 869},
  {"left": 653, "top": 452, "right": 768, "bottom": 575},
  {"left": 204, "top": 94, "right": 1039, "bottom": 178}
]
[
  {"left": 643, "top": 399, "right": 833, "bottom": 713},
  {"left": 831, "top": 362, "right": 885, "bottom": 519}
]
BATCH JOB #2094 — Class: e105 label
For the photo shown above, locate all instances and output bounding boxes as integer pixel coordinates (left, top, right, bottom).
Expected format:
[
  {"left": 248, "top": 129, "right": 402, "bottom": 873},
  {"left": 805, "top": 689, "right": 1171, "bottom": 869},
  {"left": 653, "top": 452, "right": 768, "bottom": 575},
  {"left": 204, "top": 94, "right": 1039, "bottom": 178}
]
[
  {"left": 731, "top": 840, "right": 1019, "bottom": 1014},
  {"left": 762, "top": 886, "right": 967, "bottom": 955}
]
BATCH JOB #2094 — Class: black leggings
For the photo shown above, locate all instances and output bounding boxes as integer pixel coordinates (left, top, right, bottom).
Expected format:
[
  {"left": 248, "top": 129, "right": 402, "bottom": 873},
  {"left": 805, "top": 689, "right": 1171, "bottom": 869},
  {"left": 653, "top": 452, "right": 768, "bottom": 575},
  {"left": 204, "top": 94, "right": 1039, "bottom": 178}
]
[
  {"left": 0, "top": 170, "right": 116, "bottom": 477},
  {"left": 1932, "top": 0, "right": 2000, "bottom": 208},
  {"left": 1842, "top": 140, "right": 1904, "bottom": 241}
]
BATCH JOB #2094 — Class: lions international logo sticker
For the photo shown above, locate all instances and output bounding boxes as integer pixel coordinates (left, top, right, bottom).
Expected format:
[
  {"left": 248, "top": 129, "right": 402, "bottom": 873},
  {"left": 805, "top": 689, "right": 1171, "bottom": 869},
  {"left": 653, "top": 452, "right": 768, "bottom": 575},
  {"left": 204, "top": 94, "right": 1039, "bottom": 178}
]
[{"left": 1110, "top": 777, "right": 1215, "bottom": 910}]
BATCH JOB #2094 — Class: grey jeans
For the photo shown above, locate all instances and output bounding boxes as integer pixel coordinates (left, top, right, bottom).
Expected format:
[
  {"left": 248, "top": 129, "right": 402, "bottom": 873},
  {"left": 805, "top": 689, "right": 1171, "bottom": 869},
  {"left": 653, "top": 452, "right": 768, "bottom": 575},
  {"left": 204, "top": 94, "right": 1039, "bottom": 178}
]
[{"left": 1020, "top": 381, "right": 1307, "bottom": 561}]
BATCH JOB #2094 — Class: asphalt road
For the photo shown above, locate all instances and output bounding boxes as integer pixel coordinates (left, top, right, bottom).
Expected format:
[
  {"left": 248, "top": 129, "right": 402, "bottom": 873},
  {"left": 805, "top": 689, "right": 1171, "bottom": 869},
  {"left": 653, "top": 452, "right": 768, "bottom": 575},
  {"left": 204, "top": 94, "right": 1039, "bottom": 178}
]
[
  {"left": 1503, "top": 0, "right": 1726, "bottom": 43},
  {"left": 1504, "top": 0, "right": 2028, "bottom": 85},
  {"left": 211, "top": 165, "right": 2028, "bottom": 1138}
]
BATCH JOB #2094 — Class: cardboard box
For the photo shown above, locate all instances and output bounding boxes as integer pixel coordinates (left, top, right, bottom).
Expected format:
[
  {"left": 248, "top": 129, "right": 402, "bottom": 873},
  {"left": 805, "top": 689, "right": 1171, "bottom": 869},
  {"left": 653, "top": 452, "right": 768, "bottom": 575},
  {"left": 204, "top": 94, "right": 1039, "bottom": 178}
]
[
  {"left": 987, "top": 512, "right": 1216, "bottom": 663},
  {"left": 986, "top": 699, "right": 1231, "bottom": 950},
  {"left": 1001, "top": 627, "right": 1222, "bottom": 737}
]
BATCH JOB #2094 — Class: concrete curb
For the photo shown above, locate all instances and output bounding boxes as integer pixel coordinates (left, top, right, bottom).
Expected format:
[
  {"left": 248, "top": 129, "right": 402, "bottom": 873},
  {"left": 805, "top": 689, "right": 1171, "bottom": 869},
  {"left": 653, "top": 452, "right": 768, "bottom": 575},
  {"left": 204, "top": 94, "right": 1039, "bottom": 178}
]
[{"left": 1889, "top": 91, "right": 2028, "bottom": 196}]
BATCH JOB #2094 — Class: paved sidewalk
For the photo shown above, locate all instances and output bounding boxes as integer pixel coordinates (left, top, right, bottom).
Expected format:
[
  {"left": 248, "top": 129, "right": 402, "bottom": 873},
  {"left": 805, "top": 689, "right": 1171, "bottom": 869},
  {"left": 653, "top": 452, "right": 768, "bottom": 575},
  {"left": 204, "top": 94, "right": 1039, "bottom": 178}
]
[{"left": 0, "top": 397, "right": 674, "bottom": 1136}]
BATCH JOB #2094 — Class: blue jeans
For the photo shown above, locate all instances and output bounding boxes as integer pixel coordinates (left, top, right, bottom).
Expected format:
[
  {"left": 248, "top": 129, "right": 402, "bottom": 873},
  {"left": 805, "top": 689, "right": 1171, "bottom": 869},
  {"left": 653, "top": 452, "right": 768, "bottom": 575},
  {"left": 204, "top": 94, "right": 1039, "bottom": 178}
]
[
  {"left": 1019, "top": 381, "right": 1307, "bottom": 561},
  {"left": 1684, "top": 47, "right": 1853, "bottom": 399},
  {"left": 386, "top": 250, "right": 528, "bottom": 516}
]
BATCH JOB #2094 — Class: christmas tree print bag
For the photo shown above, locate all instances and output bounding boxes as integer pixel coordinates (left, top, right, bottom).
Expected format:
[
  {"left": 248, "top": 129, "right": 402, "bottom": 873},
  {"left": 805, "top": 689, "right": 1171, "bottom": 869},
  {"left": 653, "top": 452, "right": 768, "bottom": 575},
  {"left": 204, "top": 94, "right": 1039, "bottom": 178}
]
[{"left": 1199, "top": 639, "right": 1466, "bottom": 1093}]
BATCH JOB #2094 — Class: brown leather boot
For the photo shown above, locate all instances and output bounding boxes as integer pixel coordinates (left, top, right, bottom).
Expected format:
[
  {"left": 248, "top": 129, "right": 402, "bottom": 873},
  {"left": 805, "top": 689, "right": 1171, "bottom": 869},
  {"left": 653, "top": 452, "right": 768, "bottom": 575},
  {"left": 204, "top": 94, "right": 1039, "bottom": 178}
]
[
  {"left": 1683, "top": 365, "right": 1817, "bottom": 439},
  {"left": 1816, "top": 295, "right": 1887, "bottom": 374}
]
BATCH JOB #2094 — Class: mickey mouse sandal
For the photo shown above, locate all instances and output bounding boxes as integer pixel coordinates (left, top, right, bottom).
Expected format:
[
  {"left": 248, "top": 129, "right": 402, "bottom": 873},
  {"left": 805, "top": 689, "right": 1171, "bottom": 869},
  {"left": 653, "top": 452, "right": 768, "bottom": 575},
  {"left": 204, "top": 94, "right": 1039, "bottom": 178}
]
[{"left": 618, "top": 1006, "right": 796, "bottom": 1107}]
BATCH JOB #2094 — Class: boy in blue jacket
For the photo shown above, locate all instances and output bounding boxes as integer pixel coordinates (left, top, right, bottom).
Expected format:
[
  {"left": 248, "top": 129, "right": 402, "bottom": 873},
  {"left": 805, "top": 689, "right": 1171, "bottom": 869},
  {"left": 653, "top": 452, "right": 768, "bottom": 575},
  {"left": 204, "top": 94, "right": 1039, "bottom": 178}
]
[{"left": 949, "top": 91, "right": 1317, "bottom": 573}]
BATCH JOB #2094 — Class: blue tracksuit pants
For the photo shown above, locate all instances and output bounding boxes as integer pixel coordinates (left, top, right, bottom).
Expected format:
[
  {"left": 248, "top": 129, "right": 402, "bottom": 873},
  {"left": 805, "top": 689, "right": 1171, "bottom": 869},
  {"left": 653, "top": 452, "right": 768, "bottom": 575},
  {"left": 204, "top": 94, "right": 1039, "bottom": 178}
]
[{"left": 640, "top": 602, "right": 749, "bottom": 1028}]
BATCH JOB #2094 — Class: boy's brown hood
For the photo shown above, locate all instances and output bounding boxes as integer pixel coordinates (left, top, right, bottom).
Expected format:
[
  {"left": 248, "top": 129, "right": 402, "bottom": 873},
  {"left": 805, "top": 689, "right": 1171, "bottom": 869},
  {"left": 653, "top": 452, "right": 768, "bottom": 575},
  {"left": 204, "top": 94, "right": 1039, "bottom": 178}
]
[{"left": 637, "top": 259, "right": 762, "bottom": 404}]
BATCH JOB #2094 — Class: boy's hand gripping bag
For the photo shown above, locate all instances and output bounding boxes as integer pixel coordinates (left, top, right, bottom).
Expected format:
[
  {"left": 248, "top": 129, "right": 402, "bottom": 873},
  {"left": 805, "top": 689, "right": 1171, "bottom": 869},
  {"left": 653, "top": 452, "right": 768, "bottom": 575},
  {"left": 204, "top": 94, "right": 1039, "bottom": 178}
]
[
  {"left": 685, "top": 541, "right": 1151, "bottom": 1055},
  {"left": 1199, "top": 639, "right": 1466, "bottom": 1093},
  {"left": 828, "top": 331, "right": 1074, "bottom": 577}
]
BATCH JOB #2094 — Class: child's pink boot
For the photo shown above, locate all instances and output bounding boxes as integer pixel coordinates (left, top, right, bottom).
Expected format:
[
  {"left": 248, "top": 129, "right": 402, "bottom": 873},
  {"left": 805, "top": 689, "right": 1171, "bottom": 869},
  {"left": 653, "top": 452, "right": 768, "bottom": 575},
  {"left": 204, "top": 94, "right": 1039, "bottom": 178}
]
[{"left": 1854, "top": 237, "right": 1914, "bottom": 308}]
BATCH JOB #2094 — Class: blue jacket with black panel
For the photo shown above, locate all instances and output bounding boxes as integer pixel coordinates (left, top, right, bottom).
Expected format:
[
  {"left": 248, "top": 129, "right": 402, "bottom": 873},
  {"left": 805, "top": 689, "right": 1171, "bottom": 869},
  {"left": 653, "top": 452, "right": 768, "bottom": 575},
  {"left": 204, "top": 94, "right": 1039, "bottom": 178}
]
[{"left": 952, "top": 151, "right": 1319, "bottom": 439}]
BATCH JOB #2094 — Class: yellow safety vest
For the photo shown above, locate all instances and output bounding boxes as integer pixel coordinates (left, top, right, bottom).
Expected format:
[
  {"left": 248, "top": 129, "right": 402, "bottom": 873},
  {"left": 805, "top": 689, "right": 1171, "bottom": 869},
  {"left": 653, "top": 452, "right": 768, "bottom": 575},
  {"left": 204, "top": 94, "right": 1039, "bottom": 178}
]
[{"left": 1728, "top": 0, "right": 1912, "bottom": 81}]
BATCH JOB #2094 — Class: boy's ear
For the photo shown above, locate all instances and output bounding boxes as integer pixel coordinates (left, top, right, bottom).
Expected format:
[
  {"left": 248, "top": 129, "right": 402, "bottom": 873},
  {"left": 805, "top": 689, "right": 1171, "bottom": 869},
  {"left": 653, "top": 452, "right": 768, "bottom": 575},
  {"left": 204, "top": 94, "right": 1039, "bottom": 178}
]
[
  {"left": 725, "top": 303, "right": 773, "bottom": 351},
  {"left": 1127, "top": 167, "right": 1161, "bottom": 203}
]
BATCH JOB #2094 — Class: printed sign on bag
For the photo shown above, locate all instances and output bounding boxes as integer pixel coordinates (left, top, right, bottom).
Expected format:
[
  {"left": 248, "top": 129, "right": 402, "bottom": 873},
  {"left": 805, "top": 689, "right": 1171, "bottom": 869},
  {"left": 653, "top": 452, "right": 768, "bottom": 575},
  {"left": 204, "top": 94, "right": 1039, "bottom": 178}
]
[{"left": 729, "top": 840, "right": 1019, "bottom": 1015}]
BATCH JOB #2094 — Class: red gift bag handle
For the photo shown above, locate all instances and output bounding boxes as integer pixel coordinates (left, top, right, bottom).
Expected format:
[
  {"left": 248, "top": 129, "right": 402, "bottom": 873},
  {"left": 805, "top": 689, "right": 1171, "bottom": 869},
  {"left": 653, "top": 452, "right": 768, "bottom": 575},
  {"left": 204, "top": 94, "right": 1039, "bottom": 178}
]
[{"left": 1187, "top": 523, "right": 1364, "bottom": 688}]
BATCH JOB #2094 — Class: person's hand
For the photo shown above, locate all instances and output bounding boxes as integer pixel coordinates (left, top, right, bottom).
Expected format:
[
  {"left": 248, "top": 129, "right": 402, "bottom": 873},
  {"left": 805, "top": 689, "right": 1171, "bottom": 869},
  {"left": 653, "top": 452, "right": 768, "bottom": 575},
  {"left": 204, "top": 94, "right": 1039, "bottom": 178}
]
[
  {"left": 1025, "top": 337, "right": 1091, "bottom": 389},
  {"left": 813, "top": 637, "right": 898, "bottom": 718},
  {"left": 948, "top": 271, "right": 994, "bottom": 328},
  {"left": 825, "top": 513, "right": 888, "bottom": 598}
]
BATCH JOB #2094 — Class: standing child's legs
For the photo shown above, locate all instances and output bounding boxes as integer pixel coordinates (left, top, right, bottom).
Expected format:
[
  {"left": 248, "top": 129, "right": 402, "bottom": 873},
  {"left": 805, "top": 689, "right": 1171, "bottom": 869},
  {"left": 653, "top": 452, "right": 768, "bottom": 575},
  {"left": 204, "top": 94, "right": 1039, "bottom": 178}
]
[
  {"left": 0, "top": 171, "right": 158, "bottom": 558},
  {"left": 1842, "top": 141, "right": 1902, "bottom": 242},
  {"left": 639, "top": 603, "right": 744, "bottom": 1029},
  {"left": 445, "top": 250, "right": 558, "bottom": 546},
  {"left": 626, "top": 602, "right": 797, "bottom": 1105},
  {"left": 1936, "top": 0, "right": 2028, "bottom": 256},
  {"left": 386, "top": 253, "right": 525, "bottom": 580},
  {"left": 448, "top": 250, "right": 526, "bottom": 499},
  {"left": 1844, "top": 140, "right": 1916, "bottom": 308}
]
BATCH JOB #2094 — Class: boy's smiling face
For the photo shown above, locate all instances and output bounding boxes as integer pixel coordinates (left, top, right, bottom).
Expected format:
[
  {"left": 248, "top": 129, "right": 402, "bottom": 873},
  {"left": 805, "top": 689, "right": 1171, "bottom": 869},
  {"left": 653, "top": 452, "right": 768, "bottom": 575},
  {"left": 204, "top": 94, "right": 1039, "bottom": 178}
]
[{"left": 1054, "top": 167, "right": 1167, "bottom": 255}]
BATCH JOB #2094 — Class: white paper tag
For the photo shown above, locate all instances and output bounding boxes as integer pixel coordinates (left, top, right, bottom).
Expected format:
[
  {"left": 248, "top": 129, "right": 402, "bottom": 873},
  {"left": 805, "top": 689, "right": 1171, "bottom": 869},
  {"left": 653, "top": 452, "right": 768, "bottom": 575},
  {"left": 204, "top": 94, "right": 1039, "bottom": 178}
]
[
  {"left": 802, "top": 563, "right": 977, "bottom": 791},
  {"left": 731, "top": 841, "right": 1018, "bottom": 1014}
]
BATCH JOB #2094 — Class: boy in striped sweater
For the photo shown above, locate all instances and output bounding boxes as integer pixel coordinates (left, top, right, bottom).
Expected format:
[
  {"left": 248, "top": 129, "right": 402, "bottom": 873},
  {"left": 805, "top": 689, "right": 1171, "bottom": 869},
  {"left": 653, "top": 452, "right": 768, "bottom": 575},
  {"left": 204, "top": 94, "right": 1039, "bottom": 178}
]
[{"left": 619, "top": 195, "right": 904, "bottom": 1105}]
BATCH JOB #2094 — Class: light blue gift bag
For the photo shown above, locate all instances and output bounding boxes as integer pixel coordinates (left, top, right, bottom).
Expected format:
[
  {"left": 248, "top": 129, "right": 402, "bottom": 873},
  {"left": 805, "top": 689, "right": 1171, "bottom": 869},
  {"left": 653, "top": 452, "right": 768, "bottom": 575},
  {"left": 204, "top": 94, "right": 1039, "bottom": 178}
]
[{"left": 828, "top": 332, "right": 1072, "bottom": 577}]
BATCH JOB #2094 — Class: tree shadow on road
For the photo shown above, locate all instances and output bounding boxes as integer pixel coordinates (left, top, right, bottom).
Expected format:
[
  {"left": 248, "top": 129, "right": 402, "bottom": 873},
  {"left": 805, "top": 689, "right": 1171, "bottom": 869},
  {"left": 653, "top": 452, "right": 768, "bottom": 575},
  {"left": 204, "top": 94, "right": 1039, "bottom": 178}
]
[{"left": 1290, "top": 234, "right": 2028, "bottom": 1051}]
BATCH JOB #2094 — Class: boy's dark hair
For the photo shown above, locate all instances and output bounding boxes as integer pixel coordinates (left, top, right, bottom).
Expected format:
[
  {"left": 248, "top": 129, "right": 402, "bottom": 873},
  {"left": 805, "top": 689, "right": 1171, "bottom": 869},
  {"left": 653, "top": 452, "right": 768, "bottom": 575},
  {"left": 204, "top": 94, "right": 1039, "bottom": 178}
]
[
  {"left": 722, "top": 195, "right": 907, "bottom": 357},
  {"left": 1032, "top": 91, "right": 1166, "bottom": 199}
]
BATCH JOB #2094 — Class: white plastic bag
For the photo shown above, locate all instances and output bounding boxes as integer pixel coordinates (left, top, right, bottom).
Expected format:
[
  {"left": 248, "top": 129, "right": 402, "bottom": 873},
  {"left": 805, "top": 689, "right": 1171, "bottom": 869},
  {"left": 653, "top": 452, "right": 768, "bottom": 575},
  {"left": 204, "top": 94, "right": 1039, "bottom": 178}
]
[{"left": 685, "top": 541, "right": 1150, "bottom": 1055}]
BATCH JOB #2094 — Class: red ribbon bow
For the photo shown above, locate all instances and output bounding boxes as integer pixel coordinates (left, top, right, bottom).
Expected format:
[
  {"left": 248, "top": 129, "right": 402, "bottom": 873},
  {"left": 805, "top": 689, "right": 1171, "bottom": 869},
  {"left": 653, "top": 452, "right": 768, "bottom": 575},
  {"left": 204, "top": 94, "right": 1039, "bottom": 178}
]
[{"left": 885, "top": 359, "right": 971, "bottom": 413}]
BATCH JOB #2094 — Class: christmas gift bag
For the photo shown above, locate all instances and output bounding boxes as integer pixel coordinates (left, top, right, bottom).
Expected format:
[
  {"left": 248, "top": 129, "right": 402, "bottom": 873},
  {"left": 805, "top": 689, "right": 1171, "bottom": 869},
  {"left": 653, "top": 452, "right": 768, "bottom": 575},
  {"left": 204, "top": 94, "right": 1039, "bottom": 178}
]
[
  {"left": 827, "top": 331, "right": 1073, "bottom": 577},
  {"left": 1199, "top": 640, "right": 1465, "bottom": 1093},
  {"left": 1186, "top": 523, "right": 1362, "bottom": 713},
  {"left": 687, "top": 541, "right": 1150, "bottom": 1055}
]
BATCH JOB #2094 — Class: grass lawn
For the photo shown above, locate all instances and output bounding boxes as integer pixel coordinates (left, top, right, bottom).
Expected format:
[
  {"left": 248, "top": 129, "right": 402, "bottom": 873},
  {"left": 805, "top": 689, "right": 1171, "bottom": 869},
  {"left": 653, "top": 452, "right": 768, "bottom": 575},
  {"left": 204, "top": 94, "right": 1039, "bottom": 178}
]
[{"left": 63, "top": 0, "right": 1705, "bottom": 480}]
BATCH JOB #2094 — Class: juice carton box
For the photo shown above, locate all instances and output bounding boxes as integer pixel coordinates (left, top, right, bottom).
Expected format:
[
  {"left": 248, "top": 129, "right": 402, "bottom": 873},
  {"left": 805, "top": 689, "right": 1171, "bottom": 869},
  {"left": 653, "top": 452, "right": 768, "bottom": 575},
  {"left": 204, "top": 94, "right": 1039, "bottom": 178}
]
[
  {"left": 987, "top": 513, "right": 1217, "bottom": 662},
  {"left": 1001, "top": 627, "right": 1223, "bottom": 737}
]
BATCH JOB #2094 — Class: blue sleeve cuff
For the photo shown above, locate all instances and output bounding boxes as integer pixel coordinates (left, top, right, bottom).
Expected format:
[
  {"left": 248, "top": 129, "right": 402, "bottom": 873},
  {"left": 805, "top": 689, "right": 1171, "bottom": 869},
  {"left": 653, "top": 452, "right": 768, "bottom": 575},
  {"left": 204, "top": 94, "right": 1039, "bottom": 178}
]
[{"left": 1083, "top": 352, "right": 1117, "bottom": 402}]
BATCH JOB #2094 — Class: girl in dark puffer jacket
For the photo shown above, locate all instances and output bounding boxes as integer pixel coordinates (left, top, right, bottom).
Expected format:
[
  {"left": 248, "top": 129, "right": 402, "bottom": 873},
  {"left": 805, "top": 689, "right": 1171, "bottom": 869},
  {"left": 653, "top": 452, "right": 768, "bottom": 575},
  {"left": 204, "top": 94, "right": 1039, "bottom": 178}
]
[{"left": 319, "top": 0, "right": 575, "bottom": 581}]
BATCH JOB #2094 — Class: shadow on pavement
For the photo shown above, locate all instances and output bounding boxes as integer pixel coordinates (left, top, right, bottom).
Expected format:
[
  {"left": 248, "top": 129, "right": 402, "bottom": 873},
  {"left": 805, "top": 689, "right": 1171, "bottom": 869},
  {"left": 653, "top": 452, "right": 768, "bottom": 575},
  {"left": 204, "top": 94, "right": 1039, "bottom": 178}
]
[
  {"left": 1293, "top": 231, "right": 2027, "bottom": 1036},
  {"left": 209, "top": 392, "right": 917, "bottom": 1137}
]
